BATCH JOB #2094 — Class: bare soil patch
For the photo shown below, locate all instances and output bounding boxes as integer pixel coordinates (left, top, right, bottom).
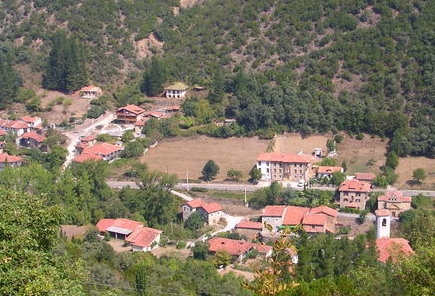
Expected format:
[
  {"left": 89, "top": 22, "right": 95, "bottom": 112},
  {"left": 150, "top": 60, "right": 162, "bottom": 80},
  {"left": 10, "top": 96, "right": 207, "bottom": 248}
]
[
  {"left": 134, "top": 33, "right": 164, "bottom": 60},
  {"left": 336, "top": 215, "right": 375, "bottom": 237},
  {"left": 179, "top": 0, "right": 204, "bottom": 8},
  {"left": 274, "top": 133, "right": 329, "bottom": 154},
  {"left": 396, "top": 157, "right": 435, "bottom": 190},
  {"left": 219, "top": 267, "right": 255, "bottom": 281},
  {"left": 141, "top": 136, "right": 270, "bottom": 181},
  {"left": 107, "top": 239, "right": 131, "bottom": 253},
  {"left": 61, "top": 225, "right": 90, "bottom": 239},
  {"left": 151, "top": 245, "right": 191, "bottom": 259},
  {"left": 336, "top": 134, "right": 387, "bottom": 175}
]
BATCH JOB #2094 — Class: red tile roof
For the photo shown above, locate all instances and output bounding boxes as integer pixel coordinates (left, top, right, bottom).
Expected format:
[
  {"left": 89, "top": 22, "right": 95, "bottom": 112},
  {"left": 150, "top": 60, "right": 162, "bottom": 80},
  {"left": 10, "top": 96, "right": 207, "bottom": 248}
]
[
  {"left": 72, "top": 153, "right": 103, "bottom": 163},
  {"left": 0, "top": 153, "right": 22, "bottom": 163},
  {"left": 0, "top": 130, "right": 6, "bottom": 136},
  {"left": 317, "top": 166, "right": 343, "bottom": 174},
  {"left": 0, "top": 120, "right": 29, "bottom": 129},
  {"left": 208, "top": 237, "right": 253, "bottom": 256},
  {"left": 82, "top": 142, "right": 122, "bottom": 156},
  {"left": 375, "top": 209, "right": 390, "bottom": 216},
  {"left": 378, "top": 191, "right": 411, "bottom": 203},
  {"left": 200, "top": 202, "right": 223, "bottom": 214},
  {"left": 310, "top": 206, "right": 338, "bottom": 217},
  {"left": 376, "top": 238, "right": 413, "bottom": 263},
  {"left": 81, "top": 135, "right": 96, "bottom": 142},
  {"left": 135, "top": 121, "right": 146, "bottom": 126},
  {"left": 263, "top": 205, "right": 287, "bottom": 217},
  {"left": 185, "top": 198, "right": 205, "bottom": 208},
  {"left": 21, "top": 116, "right": 41, "bottom": 123},
  {"left": 80, "top": 85, "right": 102, "bottom": 92},
  {"left": 346, "top": 202, "right": 358, "bottom": 208},
  {"left": 283, "top": 206, "right": 310, "bottom": 225},
  {"left": 96, "top": 218, "right": 143, "bottom": 232},
  {"left": 302, "top": 214, "right": 328, "bottom": 226},
  {"left": 146, "top": 111, "right": 164, "bottom": 118},
  {"left": 253, "top": 243, "right": 272, "bottom": 254},
  {"left": 235, "top": 220, "right": 263, "bottom": 230},
  {"left": 257, "top": 152, "right": 310, "bottom": 163},
  {"left": 20, "top": 131, "right": 46, "bottom": 143},
  {"left": 116, "top": 104, "right": 145, "bottom": 115},
  {"left": 355, "top": 173, "right": 376, "bottom": 181},
  {"left": 339, "top": 179, "right": 371, "bottom": 192},
  {"left": 125, "top": 226, "right": 162, "bottom": 248}
]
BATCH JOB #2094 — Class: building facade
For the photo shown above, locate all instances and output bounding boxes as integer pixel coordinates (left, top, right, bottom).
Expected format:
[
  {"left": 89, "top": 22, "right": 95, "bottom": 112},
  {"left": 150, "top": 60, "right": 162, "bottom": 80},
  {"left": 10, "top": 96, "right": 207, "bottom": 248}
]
[
  {"left": 164, "top": 82, "right": 189, "bottom": 98},
  {"left": 338, "top": 179, "right": 371, "bottom": 210},
  {"left": 116, "top": 104, "right": 146, "bottom": 124},
  {"left": 256, "top": 152, "right": 312, "bottom": 182},
  {"left": 377, "top": 191, "right": 411, "bottom": 218}
]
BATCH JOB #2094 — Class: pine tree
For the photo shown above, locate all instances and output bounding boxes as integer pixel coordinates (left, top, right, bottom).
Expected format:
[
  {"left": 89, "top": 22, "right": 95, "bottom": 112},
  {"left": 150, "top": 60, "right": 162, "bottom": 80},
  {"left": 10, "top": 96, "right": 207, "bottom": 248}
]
[
  {"left": 141, "top": 57, "right": 167, "bottom": 96},
  {"left": 0, "top": 53, "right": 22, "bottom": 108},
  {"left": 208, "top": 71, "right": 225, "bottom": 103}
]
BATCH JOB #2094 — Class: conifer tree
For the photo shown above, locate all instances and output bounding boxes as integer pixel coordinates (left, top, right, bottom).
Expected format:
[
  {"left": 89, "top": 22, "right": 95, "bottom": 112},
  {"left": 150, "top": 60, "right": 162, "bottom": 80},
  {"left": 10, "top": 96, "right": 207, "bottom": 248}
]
[
  {"left": 141, "top": 57, "right": 167, "bottom": 96},
  {"left": 0, "top": 53, "right": 22, "bottom": 108}
]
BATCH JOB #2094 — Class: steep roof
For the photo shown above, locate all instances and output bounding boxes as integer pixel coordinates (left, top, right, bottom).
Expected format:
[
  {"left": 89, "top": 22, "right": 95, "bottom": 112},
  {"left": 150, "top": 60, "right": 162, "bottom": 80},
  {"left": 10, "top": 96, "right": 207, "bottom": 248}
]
[
  {"left": 376, "top": 238, "right": 413, "bottom": 263},
  {"left": 208, "top": 237, "right": 253, "bottom": 256},
  {"left": 96, "top": 218, "right": 143, "bottom": 233},
  {"left": 82, "top": 142, "right": 122, "bottom": 156},
  {"left": 235, "top": 220, "right": 263, "bottom": 230},
  {"left": 339, "top": 179, "right": 371, "bottom": 192},
  {"left": 263, "top": 205, "right": 287, "bottom": 217},
  {"left": 185, "top": 198, "right": 205, "bottom": 209},
  {"left": 116, "top": 104, "right": 145, "bottom": 115},
  {"left": 310, "top": 206, "right": 338, "bottom": 217},
  {"left": 355, "top": 173, "right": 376, "bottom": 181},
  {"left": 375, "top": 209, "right": 391, "bottom": 216},
  {"left": 20, "top": 131, "right": 46, "bottom": 143},
  {"left": 317, "top": 166, "right": 343, "bottom": 174},
  {"left": 282, "top": 206, "right": 310, "bottom": 225},
  {"left": 0, "top": 153, "right": 22, "bottom": 163},
  {"left": 125, "top": 226, "right": 162, "bottom": 248},
  {"left": 164, "top": 82, "right": 189, "bottom": 91},
  {"left": 257, "top": 152, "right": 311, "bottom": 163},
  {"left": 378, "top": 191, "right": 411, "bottom": 203},
  {"left": 302, "top": 214, "right": 328, "bottom": 226},
  {"left": 73, "top": 153, "right": 103, "bottom": 163},
  {"left": 199, "top": 202, "right": 223, "bottom": 214}
]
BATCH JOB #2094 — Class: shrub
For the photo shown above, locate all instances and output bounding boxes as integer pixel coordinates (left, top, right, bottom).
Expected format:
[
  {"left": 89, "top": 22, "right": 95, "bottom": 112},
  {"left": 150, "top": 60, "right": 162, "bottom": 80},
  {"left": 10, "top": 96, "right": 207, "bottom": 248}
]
[{"left": 176, "top": 241, "right": 186, "bottom": 249}]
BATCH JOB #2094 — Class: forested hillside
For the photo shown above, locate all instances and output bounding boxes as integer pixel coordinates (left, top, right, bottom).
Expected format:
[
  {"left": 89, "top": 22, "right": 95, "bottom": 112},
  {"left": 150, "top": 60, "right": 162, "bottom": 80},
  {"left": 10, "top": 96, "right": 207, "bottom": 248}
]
[{"left": 1, "top": 0, "right": 434, "bottom": 156}]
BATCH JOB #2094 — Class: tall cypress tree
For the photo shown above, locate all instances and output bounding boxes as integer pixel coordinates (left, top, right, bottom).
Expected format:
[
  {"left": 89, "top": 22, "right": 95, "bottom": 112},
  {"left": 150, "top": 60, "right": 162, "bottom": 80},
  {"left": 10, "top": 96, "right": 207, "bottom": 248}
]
[
  {"left": 0, "top": 53, "right": 22, "bottom": 108},
  {"left": 141, "top": 57, "right": 167, "bottom": 96}
]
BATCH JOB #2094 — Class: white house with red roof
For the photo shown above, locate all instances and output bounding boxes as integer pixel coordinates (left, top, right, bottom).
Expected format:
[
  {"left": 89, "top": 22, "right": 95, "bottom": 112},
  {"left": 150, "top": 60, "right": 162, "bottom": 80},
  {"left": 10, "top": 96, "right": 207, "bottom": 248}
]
[
  {"left": 256, "top": 152, "right": 314, "bottom": 182},
  {"left": 96, "top": 218, "right": 162, "bottom": 252},
  {"left": 20, "top": 116, "right": 42, "bottom": 129},
  {"left": 261, "top": 205, "right": 337, "bottom": 234},
  {"left": 338, "top": 179, "right": 371, "bottom": 210},
  {"left": 182, "top": 199, "right": 225, "bottom": 226},
  {"left": 0, "top": 119, "right": 30, "bottom": 136},
  {"left": 79, "top": 142, "right": 123, "bottom": 161},
  {"left": 19, "top": 131, "right": 47, "bottom": 149},
  {"left": 80, "top": 85, "right": 102, "bottom": 99},
  {"left": 116, "top": 104, "right": 146, "bottom": 124},
  {"left": 316, "top": 166, "right": 344, "bottom": 179},
  {"left": 377, "top": 191, "right": 412, "bottom": 218},
  {"left": 374, "top": 210, "right": 413, "bottom": 263},
  {"left": 0, "top": 152, "right": 23, "bottom": 170}
]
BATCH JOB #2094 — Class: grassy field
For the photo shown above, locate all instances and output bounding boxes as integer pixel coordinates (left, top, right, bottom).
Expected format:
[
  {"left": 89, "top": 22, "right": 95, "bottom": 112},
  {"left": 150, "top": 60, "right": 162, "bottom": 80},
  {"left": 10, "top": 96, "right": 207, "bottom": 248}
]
[
  {"left": 335, "top": 134, "right": 388, "bottom": 175},
  {"left": 141, "top": 136, "right": 270, "bottom": 181},
  {"left": 396, "top": 157, "right": 435, "bottom": 190},
  {"left": 273, "top": 133, "right": 329, "bottom": 154}
]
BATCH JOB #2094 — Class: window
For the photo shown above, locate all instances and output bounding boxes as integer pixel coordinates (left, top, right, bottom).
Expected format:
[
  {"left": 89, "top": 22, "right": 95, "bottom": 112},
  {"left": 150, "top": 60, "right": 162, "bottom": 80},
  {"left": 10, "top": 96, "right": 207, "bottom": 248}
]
[
  {"left": 274, "top": 169, "right": 277, "bottom": 173},
  {"left": 300, "top": 170, "right": 302, "bottom": 174},
  {"left": 356, "top": 199, "right": 360, "bottom": 202},
  {"left": 344, "top": 198, "right": 348, "bottom": 202},
  {"left": 294, "top": 169, "right": 297, "bottom": 174},
  {"left": 266, "top": 168, "right": 269, "bottom": 173},
  {"left": 266, "top": 162, "right": 269, "bottom": 166},
  {"left": 382, "top": 218, "right": 387, "bottom": 226}
]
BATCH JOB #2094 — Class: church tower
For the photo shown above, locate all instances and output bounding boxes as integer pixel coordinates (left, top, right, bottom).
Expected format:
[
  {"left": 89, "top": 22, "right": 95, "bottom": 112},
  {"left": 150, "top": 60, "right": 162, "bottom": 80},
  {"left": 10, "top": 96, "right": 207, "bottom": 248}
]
[{"left": 375, "top": 209, "right": 391, "bottom": 239}]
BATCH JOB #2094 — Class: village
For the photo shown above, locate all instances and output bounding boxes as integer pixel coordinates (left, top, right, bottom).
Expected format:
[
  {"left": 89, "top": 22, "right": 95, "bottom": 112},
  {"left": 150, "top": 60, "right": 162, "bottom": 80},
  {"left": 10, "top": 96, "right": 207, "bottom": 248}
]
[{"left": 0, "top": 81, "right": 429, "bottom": 280}]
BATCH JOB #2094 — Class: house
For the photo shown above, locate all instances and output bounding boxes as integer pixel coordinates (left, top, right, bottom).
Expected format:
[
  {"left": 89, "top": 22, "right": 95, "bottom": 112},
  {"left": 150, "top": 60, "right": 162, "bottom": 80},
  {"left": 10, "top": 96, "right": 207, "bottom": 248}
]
[
  {"left": 256, "top": 152, "right": 313, "bottom": 182},
  {"left": 116, "top": 104, "right": 146, "bottom": 124},
  {"left": 316, "top": 166, "right": 343, "bottom": 179},
  {"left": 0, "top": 152, "right": 23, "bottom": 170},
  {"left": 80, "top": 142, "right": 122, "bottom": 161},
  {"left": 377, "top": 191, "right": 412, "bottom": 218},
  {"left": 375, "top": 210, "right": 413, "bottom": 262},
  {"left": 338, "top": 179, "right": 371, "bottom": 210},
  {"left": 0, "top": 120, "right": 30, "bottom": 136},
  {"left": 75, "top": 134, "right": 97, "bottom": 153},
  {"left": 80, "top": 85, "right": 102, "bottom": 99},
  {"left": 20, "top": 116, "right": 42, "bottom": 129},
  {"left": 355, "top": 173, "right": 376, "bottom": 184},
  {"left": 207, "top": 237, "right": 254, "bottom": 262},
  {"left": 19, "top": 131, "right": 47, "bottom": 149},
  {"left": 72, "top": 153, "right": 103, "bottom": 163},
  {"left": 182, "top": 198, "right": 205, "bottom": 221},
  {"left": 261, "top": 205, "right": 337, "bottom": 234},
  {"left": 164, "top": 82, "right": 189, "bottom": 98},
  {"left": 162, "top": 105, "right": 181, "bottom": 113},
  {"left": 144, "top": 111, "right": 165, "bottom": 119},
  {"left": 96, "top": 218, "right": 161, "bottom": 252},
  {"left": 182, "top": 199, "right": 224, "bottom": 225},
  {"left": 0, "top": 130, "right": 7, "bottom": 137},
  {"left": 235, "top": 220, "right": 263, "bottom": 240}
]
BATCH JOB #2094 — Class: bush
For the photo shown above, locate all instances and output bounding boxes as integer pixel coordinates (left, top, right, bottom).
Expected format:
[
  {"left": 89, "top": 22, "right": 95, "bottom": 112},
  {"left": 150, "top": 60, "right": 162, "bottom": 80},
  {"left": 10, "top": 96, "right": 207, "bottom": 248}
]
[
  {"left": 176, "top": 241, "right": 186, "bottom": 249},
  {"left": 355, "top": 133, "right": 364, "bottom": 140},
  {"left": 334, "top": 135, "right": 344, "bottom": 144}
]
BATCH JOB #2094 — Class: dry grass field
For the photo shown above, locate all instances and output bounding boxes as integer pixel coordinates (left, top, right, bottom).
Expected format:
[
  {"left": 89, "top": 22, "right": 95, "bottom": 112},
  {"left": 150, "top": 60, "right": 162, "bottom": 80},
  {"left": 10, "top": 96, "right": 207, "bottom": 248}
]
[
  {"left": 141, "top": 136, "right": 270, "bottom": 181},
  {"left": 396, "top": 157, "right": 435, "bottom": 190},
  {"left": 335, "top": 134, "right": 388, "bottom": 175},
  {"left": 273, "top": 133, "right": 329, "bottom": 154}
]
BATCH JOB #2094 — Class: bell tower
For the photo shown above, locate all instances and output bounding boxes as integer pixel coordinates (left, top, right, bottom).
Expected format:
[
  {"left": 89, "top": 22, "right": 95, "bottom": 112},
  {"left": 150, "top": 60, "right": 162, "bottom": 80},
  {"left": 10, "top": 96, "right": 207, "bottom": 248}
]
[{"left": 375, "top": 209, "right": 390, "bottom": 239}]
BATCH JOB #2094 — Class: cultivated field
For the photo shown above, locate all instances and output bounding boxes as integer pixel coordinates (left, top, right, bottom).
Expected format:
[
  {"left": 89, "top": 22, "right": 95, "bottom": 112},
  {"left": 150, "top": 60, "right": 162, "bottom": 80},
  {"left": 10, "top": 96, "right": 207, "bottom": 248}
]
[
  {"left": 396, "top": 157, "right": 435, "bottom": 190},
  {"left": 335, "top": 134, "right": 388, "bottom": 175},
  {"left": 273, "top": 133, "right": 329, "bottom": 154},
  {"left": 141, "top": 136, "right": 270, "bottom": 181}
]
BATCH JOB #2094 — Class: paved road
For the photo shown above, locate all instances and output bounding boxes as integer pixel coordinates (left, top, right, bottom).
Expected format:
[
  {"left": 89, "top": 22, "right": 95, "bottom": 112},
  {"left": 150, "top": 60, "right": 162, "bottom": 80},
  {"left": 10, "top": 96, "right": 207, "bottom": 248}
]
[
  {"left": 62, "top": 112, "right": 116, "bottom": 168},
  {"left": 107, "top": 180, "right": 435, "bottom": 197},
  {"left": 338, "top": 212, "right": 376, "bottom": 221}
]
